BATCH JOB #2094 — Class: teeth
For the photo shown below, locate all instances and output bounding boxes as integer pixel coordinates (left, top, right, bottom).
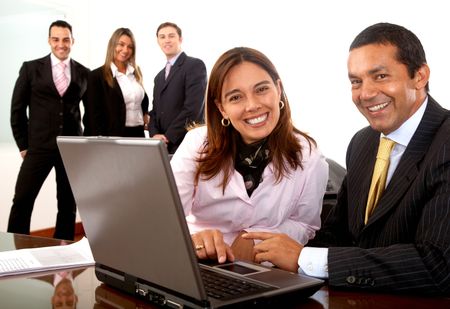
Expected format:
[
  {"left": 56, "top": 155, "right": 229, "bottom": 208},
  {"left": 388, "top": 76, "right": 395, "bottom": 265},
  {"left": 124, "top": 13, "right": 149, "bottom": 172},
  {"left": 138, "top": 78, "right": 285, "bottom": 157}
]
[
  {"left": 368, "top": 102, "right": 389, "bottom": 112},
  {"left": 246, "top": 113, "right": 267, "bottom": 125}
]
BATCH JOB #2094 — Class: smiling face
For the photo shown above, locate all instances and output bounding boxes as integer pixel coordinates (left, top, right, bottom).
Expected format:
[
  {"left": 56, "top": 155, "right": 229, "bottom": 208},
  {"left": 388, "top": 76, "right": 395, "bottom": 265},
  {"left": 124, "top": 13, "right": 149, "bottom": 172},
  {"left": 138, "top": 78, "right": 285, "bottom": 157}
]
[
  {"left": 348, "top": 43, "right": 429, "bottom": 135},
  {"left": 157, "top": 26, "right": 182, "bottom": 59},
  {"left": 215, "top": 61, "right": 282, "bottom": 144},
  {"left": 48, "top": 26, "right": 73, "bottom": 61},
  {"left": 113, "top": 34, "right": 133, "bottom": 66}
]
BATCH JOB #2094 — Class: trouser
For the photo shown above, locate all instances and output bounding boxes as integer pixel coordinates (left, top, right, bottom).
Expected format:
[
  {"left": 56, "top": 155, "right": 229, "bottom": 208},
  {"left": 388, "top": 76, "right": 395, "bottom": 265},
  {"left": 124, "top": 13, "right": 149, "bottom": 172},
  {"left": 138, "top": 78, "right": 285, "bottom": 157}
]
[
  {"left": 7, "top": 150, "right": 76, "bottom": 240},
  {"left": 123, "top": 125, "right": 145, "bottom": 137}
]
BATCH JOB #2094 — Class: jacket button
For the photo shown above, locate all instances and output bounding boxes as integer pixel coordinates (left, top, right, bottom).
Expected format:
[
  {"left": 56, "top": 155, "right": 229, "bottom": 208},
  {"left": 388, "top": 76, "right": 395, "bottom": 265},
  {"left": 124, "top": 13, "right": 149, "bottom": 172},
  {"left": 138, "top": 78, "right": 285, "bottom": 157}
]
[{"left": 346, "top": 276, "right": 356, "bottom": 284}]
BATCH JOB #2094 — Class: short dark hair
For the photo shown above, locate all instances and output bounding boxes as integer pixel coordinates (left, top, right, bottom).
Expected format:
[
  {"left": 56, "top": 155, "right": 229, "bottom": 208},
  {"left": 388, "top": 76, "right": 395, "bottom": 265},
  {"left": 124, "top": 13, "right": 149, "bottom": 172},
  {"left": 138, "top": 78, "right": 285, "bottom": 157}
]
[
  {"left": 156, "top": 22, "right": 182, "bottom": 38},
  {"left": 48, "top": 20, "right": 73, "bottom": 37},
  {"left": 350, "top": 22, "right": 429, "bottom": 91}
]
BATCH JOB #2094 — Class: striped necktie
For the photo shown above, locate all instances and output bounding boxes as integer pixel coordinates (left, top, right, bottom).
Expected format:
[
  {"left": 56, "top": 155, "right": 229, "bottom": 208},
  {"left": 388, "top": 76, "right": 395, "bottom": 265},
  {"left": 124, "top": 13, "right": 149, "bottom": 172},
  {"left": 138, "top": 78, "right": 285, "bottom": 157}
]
[
  {"left": 55, "top": 62, "right": 68, "bottom": 96},
  {"left": 165, "top": 61, "right": 171, "bottom": 80}
]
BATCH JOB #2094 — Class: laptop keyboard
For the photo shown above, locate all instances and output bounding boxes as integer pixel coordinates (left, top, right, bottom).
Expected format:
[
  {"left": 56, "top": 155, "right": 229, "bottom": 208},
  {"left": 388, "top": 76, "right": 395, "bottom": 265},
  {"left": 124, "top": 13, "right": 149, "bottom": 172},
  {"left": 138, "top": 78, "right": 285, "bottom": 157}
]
[{"left": 200, "top": 267, "right": 274, "bottom": 300}]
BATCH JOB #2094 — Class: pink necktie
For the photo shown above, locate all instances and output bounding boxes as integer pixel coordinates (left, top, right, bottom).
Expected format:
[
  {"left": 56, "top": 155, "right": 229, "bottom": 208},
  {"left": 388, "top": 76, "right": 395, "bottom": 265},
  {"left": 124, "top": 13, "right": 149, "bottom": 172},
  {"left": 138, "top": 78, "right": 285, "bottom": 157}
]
[
  {"left": 55, "top": 62, "right": 68, "bottom": 96},
  {"left": 165, "top": 62, "right": 171, "bottom": 80}
]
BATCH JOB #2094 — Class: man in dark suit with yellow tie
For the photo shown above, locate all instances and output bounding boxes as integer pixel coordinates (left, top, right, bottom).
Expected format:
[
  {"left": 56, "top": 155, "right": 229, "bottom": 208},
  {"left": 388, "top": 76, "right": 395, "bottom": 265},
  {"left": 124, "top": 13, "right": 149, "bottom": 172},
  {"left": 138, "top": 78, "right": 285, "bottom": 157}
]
[
  {"left": 149, "top": 22, "right": 207, "bottom": 154},
  {"left": 8, "top": 20, "right": 89, "bottom": 240},
  {"left": 243, "top": 23, "right": 450, "bottom": 295}
]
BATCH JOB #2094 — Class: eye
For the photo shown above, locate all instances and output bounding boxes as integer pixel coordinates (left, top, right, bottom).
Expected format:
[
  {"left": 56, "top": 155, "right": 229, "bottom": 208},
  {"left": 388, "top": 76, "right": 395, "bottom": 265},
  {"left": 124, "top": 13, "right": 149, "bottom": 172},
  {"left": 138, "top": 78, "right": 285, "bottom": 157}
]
[
  {"left": 376, "top": 74, "right": 387, "bottom": 80},
  {"left": 228, "top": 94, "right": 241, "bottom": 102},
  {"left": 350, "top": 79, "right": 361, "bottom": 88},
  {"left": 256, "top": 85, "right": 269, "bottom": 94}
]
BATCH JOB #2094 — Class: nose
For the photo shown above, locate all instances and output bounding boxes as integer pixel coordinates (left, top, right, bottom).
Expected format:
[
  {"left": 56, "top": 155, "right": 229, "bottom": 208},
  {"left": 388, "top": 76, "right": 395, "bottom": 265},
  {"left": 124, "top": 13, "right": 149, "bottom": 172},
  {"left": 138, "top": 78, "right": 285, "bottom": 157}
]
[
  {"left": 358, "top": 80, "right": 378, "bottom": 101},
  {"left": 245, "top": 96, "right": 261, "bottom": 112}
]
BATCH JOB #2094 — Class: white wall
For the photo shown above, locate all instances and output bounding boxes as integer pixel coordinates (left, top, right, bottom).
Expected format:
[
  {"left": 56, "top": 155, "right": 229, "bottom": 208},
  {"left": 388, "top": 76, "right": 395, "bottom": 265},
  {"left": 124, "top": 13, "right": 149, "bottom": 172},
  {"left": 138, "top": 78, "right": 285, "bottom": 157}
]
[{"left": 1, "top": 0, "right": 449, "bottom": 232}]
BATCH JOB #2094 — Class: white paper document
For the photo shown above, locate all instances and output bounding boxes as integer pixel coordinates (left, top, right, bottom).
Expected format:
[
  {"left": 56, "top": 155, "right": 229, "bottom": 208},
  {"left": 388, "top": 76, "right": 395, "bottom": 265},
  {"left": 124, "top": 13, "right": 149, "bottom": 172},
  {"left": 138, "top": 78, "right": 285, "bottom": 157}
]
[{"left": 0, "top": 237, "right": 95, "bottom": 277}]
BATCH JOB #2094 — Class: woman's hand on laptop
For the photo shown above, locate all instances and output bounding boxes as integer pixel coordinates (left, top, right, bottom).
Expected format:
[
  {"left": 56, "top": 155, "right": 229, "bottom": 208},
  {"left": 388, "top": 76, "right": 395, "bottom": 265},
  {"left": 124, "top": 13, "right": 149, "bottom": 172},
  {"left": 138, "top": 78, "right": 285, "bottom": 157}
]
[{"left": 191, "top": 229, "right": 235, "bottom": 264}]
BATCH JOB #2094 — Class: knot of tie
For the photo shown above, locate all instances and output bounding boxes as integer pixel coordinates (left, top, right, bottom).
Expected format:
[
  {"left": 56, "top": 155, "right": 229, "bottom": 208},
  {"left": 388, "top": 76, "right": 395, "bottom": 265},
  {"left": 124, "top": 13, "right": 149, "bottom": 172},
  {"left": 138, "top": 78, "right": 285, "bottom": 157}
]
[{"left": 377, "top": 137, "right": 396, "bottom": 161}]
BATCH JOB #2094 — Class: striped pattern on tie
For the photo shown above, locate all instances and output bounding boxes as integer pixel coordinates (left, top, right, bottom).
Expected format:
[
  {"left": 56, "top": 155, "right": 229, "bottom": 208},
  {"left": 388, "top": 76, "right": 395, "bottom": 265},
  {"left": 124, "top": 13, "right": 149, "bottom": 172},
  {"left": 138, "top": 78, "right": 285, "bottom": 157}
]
[{"left": 55, "top": 62, "right": 68, "bottom": 96}]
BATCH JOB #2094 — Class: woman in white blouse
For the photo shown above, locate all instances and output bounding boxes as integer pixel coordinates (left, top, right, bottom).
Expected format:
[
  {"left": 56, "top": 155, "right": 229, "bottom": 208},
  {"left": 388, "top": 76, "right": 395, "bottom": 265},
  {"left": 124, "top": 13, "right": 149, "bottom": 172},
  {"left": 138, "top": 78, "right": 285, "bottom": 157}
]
[
  {"left": 171, "top": 47, "right": 328, "bottom": 264},
  {"left": 85, "top": 28, "right": 149, "bottom": 137}
]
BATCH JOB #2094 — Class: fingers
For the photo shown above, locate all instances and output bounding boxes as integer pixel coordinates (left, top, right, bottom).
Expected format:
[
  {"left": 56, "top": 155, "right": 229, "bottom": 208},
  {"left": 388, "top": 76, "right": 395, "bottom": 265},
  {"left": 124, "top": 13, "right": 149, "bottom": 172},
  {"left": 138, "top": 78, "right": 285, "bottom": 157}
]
[
  {"left": 251, "top": 233, "right": 303, "bottom": 273},
  {"left": 20, "top": 150, "right": 27, "bottom": 159},
  {"left": 192, "top": 230, "right": 232, "bottom": 263},
  {"left": 212, "top": 230, "right": 231, "bottom": 263}
]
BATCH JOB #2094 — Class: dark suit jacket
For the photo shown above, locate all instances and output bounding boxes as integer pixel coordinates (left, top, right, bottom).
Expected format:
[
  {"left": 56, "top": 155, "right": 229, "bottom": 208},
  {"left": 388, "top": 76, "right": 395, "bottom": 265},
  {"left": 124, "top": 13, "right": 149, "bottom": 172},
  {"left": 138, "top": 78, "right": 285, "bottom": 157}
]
[
  {"left": 149, "top": 52, "right": 207, "bottom": 153},
  {"left": 10, "top": 54, "right": 89, "bottom": 152},
  {"left": 84, "top": 66, "right": 149, "bottom": 136},
  {"left": 311, "top": 96, "right": 450, "bottom": 295}
]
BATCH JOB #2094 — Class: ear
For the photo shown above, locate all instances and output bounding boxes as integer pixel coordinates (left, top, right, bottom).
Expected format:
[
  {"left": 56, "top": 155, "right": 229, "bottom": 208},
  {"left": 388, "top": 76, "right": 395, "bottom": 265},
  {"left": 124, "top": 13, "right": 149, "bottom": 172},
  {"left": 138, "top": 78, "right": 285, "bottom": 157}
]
[
  {"left": 415, "top": 63, "right": 430, "bottom": 90},
  {"left": 215, "top": 100, "right": 227, "bottom": 118},
  {"left": 276, "top": 79, "right": 282, "bottom": 101}
]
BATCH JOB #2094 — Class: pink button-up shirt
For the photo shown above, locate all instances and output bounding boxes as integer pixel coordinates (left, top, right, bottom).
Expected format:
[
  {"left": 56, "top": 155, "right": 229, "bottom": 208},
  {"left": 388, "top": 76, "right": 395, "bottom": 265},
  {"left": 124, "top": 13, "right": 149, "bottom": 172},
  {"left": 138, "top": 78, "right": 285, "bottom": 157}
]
[{"left": 171, "top": 126, "right": 328, "bottom": 245}]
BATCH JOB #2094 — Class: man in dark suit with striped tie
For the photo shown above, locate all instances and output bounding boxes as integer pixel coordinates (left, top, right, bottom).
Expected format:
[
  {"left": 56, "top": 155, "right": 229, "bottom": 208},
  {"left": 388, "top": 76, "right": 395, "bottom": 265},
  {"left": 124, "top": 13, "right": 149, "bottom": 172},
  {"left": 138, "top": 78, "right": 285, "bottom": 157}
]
[
  {"left": 8, "top": 20, "right": 89, "bottom": 240},
  {"left": 243, "top": 23, "right": 450, "bottom": 295},
  {"left": 149, "top": 22, "right": 207, "bottom": 154}
]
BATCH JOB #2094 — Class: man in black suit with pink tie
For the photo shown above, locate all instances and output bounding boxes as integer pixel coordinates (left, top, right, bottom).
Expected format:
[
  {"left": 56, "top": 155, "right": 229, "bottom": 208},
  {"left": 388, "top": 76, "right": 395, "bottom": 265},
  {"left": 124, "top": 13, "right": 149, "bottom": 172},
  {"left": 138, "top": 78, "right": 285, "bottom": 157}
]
[
  {"left": 243, "top": 23, "right": 450, "bottom": 295},
  {"left": 8, "top": 20, "right": 89, "bottom": 240}
]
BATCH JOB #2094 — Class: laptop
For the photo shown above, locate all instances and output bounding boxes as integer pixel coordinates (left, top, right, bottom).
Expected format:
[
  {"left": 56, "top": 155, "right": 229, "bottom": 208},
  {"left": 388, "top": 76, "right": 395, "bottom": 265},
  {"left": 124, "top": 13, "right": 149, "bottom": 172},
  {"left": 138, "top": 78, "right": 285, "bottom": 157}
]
[{"left": 57, "top": 136, "right": 324, "bottom": 308}]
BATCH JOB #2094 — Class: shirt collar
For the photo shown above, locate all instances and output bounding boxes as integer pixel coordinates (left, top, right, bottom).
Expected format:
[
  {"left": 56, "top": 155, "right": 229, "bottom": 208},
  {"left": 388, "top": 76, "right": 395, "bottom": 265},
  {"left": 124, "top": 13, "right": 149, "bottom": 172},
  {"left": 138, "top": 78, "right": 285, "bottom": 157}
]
[
  {"left": 167, "top": 51, "right": 182, "bottom": 66},
  {"left": 110, "top": 62, "right": 135, "bottom": 78},
  {"left": 50, "top": 53, "right": 70, "bottom": 67},
  {"left": 383, "top": 96, "right": 428, "bottom": 147}
]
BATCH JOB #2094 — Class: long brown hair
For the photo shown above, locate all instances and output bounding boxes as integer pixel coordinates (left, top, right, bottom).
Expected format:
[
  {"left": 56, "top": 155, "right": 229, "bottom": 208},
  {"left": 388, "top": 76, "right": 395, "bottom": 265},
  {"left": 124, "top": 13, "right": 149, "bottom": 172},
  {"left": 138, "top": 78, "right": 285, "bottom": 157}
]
[
  {"left": 103, "top": 28, "right": 143, "bottom": 87},
  {"left": 196, "top": 47, "right": 316, "bottom": 193}
]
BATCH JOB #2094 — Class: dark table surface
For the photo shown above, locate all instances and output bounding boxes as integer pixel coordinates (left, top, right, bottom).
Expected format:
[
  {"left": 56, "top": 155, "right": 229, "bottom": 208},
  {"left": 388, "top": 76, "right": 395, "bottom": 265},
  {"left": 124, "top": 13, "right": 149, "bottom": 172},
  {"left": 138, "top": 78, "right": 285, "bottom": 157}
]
[{"left": 0, "top": 232, "right": 448, "bottom": 308}]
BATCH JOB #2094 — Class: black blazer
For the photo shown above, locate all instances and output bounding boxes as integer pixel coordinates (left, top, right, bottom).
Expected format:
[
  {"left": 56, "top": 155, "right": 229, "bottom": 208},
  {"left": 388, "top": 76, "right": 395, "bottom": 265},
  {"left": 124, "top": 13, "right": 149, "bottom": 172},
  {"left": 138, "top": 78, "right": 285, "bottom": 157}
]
[
  {"left": 149, "top": 52, "right": 207, "bottom": 153},
  {"left": 312, "top": 96, "right": 450, "bottom": 295},
  {"left": 84, "top": 66, "right": 149, "bottom": 136},
  {"left": 10, "top": 54, "right": 89, "bottom": 152}
]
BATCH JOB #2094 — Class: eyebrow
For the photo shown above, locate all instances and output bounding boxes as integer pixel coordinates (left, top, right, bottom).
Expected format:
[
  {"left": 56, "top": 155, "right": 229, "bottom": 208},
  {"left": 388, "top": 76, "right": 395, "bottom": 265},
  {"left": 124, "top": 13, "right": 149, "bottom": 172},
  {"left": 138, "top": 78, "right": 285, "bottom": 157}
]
[
  {"left": 223, "top": 80, "right": 271, "bottom": 99},
  {"left": 348, "top": 65, "right": 387, "bottom": 79}
]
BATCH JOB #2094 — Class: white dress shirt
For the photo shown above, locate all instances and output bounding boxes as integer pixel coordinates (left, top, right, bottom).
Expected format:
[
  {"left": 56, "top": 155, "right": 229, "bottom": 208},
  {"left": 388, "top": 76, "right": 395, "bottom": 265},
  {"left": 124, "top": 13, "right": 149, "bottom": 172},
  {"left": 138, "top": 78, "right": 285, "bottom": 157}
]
[
  {"left": 298, "top": 97, "right": 428, "bottom": 278},
  {"left": 110, "top": 62, "right": 145, "bottom": 127},
  {"left": 171, "top": 126, "right": 329, "bottom": 245}
]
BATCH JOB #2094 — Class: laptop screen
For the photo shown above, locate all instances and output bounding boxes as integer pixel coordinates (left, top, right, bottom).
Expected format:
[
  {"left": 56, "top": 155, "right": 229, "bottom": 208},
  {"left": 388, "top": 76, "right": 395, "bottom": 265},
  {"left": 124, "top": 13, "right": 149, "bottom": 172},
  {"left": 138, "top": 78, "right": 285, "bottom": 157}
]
[{"left": 57, "top": 136, "right": 207, "bottom": 300}]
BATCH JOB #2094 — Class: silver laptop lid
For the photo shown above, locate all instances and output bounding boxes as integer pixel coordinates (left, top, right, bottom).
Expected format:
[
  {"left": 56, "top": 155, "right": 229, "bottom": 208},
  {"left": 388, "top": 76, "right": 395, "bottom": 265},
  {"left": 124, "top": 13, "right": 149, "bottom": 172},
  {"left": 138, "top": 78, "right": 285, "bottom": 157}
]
[{"left": 57, "top": 136, "right": 207, "bottom": 301}]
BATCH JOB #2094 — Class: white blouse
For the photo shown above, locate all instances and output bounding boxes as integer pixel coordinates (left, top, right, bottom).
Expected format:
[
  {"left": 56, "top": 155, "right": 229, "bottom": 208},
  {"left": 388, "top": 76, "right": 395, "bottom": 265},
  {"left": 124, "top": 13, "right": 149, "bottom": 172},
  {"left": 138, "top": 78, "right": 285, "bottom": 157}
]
[{"left": 111, "top": 62, "right": 145, "bottom": 127}]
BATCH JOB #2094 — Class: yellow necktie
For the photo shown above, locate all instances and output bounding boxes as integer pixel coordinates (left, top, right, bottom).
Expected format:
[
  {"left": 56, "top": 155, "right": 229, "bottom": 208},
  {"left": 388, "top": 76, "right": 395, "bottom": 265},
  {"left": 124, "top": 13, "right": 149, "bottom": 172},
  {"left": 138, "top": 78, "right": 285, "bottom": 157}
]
[{"left": 365, "top": 137, "right": 396, "bottom": 224}]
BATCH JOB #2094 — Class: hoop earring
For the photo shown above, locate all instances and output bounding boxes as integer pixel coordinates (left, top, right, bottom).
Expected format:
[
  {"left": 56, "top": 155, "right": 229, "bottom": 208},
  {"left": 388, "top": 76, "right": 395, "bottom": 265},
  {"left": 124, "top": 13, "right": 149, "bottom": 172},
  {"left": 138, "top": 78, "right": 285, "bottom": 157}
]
[
  {"left": 279, "top": 101, "right": 285, "bottom": 110},
  {"left": 221, "top": 118, "right": 230, "bottom": 127}
]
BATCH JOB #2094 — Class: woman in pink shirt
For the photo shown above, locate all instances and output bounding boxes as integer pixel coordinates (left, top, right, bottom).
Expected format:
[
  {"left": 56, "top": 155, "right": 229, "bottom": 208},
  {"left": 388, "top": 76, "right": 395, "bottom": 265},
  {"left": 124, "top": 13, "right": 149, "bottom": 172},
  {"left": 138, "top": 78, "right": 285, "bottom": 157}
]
[{"left": 171, "top": 47, "right": 328, "bottom": 264}]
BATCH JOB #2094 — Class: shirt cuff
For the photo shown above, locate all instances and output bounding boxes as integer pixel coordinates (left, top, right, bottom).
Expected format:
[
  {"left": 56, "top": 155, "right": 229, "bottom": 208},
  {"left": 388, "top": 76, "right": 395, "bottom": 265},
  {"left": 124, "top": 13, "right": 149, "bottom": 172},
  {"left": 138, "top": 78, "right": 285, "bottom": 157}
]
[{"left": 298, "top": 247, "right": 329, "bottom": 279}]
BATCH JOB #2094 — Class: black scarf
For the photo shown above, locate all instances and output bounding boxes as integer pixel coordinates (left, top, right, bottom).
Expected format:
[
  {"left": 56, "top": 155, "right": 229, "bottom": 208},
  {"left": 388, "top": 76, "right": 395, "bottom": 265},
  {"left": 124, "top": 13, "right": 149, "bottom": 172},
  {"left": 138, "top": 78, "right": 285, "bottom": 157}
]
[{"left": 235, "top": 138, "right": 270, "bottom": 197}]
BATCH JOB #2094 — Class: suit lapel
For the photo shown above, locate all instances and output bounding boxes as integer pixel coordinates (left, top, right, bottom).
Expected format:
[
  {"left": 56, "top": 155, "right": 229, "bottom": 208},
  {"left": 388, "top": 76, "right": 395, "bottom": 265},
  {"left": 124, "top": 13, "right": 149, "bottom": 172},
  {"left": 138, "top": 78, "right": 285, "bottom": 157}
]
[
  {"left": 40, "top": 55, "right": 58, "bottom": 95},
  {"left": 353, "top": 131, "right": 379, "bottom": 232},
  {"left": 161, "top": 52, "right": 187, "bottom": 91},
  {"left": 366, "top": 97, "right": 447, "bottom": 226}
]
